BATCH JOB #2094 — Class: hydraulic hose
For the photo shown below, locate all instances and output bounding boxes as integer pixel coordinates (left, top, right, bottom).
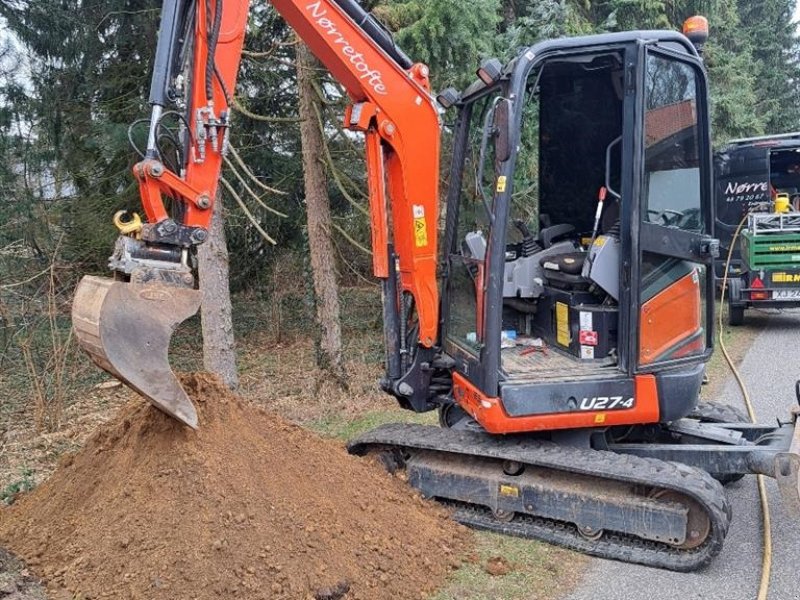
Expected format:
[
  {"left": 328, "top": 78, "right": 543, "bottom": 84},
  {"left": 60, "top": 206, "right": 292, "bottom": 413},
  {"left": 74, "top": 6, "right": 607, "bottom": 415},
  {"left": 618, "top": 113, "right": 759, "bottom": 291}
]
[
  {"left": 205, "top": 0, "right": 224, "bottom": 103},
  {"left": 718, "top": 212, "right": 772, "bottom": 600}
]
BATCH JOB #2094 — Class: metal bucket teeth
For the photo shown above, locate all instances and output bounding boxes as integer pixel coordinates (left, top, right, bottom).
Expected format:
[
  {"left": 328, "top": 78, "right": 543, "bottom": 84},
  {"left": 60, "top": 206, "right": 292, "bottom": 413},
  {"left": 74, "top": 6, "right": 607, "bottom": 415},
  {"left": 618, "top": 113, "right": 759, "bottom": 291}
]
[{"left": 72, "top": 275, "right": 202, "bottom": 428}]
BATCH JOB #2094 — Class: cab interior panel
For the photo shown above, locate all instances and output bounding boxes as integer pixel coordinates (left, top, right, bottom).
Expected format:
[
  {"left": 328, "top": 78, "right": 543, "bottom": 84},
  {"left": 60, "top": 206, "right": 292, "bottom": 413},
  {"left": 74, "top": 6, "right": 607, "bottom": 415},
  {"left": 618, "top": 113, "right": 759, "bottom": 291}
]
[{"left": 500, "top": 53, "right": 625, "bottom": 382}]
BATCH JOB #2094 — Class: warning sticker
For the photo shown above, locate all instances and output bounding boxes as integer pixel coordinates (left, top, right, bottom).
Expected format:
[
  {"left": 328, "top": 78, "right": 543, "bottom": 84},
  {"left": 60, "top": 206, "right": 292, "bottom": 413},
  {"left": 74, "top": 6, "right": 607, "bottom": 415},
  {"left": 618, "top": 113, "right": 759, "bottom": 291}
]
[
  {"left": 413, "top": 204, "right": 428, "bottom": 248},
  {"left": 499, "top": 484, "right": 520, "bottom": 498},
  {"left": 579, "top": 330, "right": 598, "bottom": 346},
  {"left": 579, "top": 311, "right": 593, "bottom": 331},
  {"left": 556, "top": 302, "right": 570, "bottom": 347},
  {"left": 496, "top": 176, "right": 507, "bottom": 193},
  {"left": 580, "top": 345, "right": 595, "bottom": 360}
]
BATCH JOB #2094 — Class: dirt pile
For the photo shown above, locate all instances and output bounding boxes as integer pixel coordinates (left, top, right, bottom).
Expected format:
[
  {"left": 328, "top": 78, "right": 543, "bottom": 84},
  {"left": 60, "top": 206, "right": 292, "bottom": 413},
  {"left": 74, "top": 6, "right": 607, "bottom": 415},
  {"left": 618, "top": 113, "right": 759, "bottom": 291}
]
[{"left": 0, "top": 374, "right": 470, "bottom": 600}]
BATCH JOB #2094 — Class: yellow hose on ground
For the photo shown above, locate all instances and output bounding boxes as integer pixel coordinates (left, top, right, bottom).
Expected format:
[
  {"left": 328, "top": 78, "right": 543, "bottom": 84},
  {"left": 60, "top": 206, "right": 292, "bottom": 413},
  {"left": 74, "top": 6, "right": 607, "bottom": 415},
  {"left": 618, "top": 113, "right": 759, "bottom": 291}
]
[{"left": 717, "top": 213, "right": 772, "bottom": 600}]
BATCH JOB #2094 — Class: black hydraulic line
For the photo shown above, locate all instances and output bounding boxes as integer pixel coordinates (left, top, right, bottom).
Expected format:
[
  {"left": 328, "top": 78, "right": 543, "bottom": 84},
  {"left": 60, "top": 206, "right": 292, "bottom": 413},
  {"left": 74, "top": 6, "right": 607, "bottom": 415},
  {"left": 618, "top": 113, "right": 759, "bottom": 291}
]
[
  {"left": 382, "top": 245, "right": 402, "bottom": 380},
  {"left": 149, "top": 0, "right": 187, "bottom": 107},
  {"left": 330, "top": 0, "right": 414, "bottom": 70},
  {"left": 127, "top": 119, "right": 150, "bottom": 158},
  {"left": 205, "top": 0, "right": 224, "bottom": 103}
]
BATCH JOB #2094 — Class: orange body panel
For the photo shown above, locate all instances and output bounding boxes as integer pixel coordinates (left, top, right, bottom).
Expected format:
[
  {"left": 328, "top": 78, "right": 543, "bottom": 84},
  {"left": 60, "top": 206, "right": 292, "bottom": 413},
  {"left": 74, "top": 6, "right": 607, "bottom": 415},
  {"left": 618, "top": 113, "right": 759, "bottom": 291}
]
[
  {"left": 136, "top": 0, "right": 440, "bottom": 348},
  {"left": 364, "top": 130, "right": 389, "bottom": 279},
  {"left": 639, "top": 270, "right": 702, "bottom": 365},
  {"left": 452, "top": 372, "right": 661, "bottom": 434}
]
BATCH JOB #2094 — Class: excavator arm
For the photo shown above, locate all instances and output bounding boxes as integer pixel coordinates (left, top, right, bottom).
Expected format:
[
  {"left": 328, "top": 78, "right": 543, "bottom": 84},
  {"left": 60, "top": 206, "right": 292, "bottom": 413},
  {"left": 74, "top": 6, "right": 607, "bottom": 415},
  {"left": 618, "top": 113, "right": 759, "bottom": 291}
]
[{"left": 72, "top": 0, "right": 441, "bottom": 427}]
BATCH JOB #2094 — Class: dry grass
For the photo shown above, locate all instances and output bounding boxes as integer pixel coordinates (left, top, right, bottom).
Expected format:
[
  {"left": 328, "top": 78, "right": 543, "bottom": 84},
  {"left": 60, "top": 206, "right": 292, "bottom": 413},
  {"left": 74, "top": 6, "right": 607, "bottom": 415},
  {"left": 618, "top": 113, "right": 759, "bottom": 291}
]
[
  {"left": 701, "top": 301, "right": 762, "bottom": 402},
  {"left": 0, "top": 380, "right": 130, "bottom": 495},
  {"left": 433, "top": 533, "right": 583, "bottom": 600},
  {"left": 237, "top": 334, "right": 390, "bottom": 423}
]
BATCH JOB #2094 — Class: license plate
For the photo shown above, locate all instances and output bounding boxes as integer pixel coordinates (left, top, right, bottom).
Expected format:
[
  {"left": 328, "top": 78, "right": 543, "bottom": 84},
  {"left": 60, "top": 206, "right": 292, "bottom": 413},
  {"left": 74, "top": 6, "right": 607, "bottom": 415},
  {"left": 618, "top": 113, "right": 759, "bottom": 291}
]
[{"left": 773, "top": 290, "right": 800, "bottom": 300}]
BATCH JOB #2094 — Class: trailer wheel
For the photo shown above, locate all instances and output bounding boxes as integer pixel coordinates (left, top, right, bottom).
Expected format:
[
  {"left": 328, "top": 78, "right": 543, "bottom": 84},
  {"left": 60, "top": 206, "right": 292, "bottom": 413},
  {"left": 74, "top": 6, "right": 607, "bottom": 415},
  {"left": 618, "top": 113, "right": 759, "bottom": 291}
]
[{"left": 726, "top": 277, "right": 745, "bottom": 326}]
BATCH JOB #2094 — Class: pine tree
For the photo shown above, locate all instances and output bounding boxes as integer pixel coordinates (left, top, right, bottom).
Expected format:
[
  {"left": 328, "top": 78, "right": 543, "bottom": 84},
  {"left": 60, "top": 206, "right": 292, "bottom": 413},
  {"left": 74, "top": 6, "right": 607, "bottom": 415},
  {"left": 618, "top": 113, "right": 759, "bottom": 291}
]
[
  {"left": 374, "top": 0, "right": 501, "bottom": 89},
  {"left": 736, "top": 0, "right": 800, "bottom": 134}
]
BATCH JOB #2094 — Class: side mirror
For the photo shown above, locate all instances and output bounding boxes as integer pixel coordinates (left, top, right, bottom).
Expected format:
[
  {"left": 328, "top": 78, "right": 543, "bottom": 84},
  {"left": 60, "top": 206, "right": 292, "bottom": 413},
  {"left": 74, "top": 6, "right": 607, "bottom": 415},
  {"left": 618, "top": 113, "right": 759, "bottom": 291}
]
[{"left": 494, "top": 99, "right": 513, "bottom": 163}]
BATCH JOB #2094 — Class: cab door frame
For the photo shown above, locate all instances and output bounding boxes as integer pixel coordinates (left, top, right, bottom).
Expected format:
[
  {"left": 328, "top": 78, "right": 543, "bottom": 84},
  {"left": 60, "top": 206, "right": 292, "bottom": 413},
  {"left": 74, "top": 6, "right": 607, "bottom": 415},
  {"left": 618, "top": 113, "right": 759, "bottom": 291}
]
[{"left": 632, "top": 41, "right": 715, "bottom": 374}]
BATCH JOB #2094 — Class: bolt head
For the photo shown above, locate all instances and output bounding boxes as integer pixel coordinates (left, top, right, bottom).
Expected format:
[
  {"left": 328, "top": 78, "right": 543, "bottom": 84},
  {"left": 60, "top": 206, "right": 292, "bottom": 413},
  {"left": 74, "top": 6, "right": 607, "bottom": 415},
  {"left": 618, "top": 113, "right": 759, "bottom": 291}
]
[
  {"left": 381, "top": 121, "right": 396, "bottom": 137},
  {"left": 149, "top": 163, "right": 164, "bottom": 177},
  {"left": 197, "top": 194, "right": 211, "bottom": 209}
]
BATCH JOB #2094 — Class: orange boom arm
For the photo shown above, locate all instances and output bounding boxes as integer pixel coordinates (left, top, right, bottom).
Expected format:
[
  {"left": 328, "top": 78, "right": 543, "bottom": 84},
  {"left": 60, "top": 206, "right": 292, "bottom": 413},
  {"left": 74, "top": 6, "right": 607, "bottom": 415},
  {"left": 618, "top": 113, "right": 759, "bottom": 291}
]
[{"left": 135, "top": 0, "right": 440, "bottom": 348}]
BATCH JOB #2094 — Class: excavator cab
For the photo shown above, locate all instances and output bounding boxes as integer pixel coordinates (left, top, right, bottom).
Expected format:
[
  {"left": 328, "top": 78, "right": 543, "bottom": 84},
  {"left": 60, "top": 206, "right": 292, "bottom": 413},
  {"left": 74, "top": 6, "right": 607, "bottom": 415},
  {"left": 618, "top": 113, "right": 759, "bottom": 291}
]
[{"left": 439, "top": 32, "right": 717, "bottom": 435}]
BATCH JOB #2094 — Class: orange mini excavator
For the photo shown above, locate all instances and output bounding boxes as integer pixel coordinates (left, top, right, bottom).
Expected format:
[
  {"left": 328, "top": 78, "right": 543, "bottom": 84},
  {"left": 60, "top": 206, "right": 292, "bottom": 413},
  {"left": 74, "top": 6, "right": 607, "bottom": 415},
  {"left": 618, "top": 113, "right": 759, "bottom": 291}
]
[{"left": 72, "top": 3, "right": 800, "bottom": 570}]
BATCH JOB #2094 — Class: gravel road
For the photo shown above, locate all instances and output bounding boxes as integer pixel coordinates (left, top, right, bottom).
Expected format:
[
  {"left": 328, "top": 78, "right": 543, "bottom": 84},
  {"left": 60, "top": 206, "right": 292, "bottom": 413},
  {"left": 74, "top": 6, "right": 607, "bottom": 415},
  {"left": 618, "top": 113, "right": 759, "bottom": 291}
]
[{"left": 566, "top": 309, "right": 800, "bottom": 600}]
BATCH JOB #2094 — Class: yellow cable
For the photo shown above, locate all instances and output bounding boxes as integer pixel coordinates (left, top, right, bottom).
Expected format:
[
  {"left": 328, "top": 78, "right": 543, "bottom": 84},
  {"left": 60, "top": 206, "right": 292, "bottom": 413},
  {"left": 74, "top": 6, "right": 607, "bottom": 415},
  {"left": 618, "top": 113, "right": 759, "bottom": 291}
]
[{"left": 718, "top": 212, "right": 772, "bottom": 600}]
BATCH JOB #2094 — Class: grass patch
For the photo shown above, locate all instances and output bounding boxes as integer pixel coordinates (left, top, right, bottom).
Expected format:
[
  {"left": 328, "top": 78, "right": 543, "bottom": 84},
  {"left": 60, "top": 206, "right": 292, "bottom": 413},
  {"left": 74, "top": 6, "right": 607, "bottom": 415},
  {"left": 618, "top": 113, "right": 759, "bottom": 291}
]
[
  {"left": 308, "top": 408, "right": 435, "bottom": 440},
  {"left": 434, "top": 532, "right": 581, "bottom": 600},
  {"left": 1, "top": 467, "right": 35, "bottom": 505}
]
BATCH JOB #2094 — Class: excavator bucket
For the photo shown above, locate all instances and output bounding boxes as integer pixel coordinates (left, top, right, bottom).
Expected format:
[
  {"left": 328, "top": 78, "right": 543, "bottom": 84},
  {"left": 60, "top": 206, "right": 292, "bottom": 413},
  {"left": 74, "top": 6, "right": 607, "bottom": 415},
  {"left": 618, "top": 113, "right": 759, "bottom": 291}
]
[{"left": 72, "top": 276, "right": 202, "bottom": 428}]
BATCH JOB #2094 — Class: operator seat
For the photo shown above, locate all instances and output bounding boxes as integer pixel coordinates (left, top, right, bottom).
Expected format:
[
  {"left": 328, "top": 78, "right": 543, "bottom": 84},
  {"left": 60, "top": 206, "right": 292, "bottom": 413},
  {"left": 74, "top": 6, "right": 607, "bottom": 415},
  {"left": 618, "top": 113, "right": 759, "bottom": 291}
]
[
  {"left": 538, "top": 199, "right": 620, "bottom": 290},
  {"left": 540, "top": 251, "right": 589, "bottom": 290}
]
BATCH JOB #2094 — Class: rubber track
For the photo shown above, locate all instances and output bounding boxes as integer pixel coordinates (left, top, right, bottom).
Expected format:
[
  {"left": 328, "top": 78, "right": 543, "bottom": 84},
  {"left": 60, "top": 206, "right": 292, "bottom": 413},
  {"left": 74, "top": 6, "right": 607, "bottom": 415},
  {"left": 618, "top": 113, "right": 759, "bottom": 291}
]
[
  {"left": 687, "top": 401, "right": 749, "bottom": 485},
  {"left": 689, "top": 400, "right": 749, "bottom": 424},
  {"left": 348, "top": 423, "right": 732, "bottom": 572}
]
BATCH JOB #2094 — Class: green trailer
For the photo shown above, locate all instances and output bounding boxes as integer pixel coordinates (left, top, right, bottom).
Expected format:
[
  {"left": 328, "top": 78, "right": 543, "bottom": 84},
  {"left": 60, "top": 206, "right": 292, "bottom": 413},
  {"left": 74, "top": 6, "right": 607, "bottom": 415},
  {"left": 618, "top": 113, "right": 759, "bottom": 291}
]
[{"left": 726, "top": 212, "right": 800, "bottom": 324}]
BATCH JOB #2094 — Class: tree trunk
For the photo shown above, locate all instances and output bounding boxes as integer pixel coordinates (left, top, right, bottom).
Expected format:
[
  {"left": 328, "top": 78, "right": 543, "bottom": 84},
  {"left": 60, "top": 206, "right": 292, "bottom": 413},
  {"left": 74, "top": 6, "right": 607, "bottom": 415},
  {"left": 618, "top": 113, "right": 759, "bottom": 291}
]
[
  {"left": 296, "top": 42, "right": 347, "bottom": 385},
  {"left": 502, "top": 0, "right": 517, "bottom": 29},
  {"left": 198, "top": 195, "right": 239, "bottom": 389}
]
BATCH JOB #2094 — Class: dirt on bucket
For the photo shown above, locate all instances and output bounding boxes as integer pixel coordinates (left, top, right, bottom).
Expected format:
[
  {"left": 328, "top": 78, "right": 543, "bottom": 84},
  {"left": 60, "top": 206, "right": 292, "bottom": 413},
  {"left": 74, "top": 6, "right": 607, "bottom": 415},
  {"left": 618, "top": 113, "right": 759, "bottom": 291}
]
[{"left": 0, "top": 373, "right": 471, "bottom": 600}]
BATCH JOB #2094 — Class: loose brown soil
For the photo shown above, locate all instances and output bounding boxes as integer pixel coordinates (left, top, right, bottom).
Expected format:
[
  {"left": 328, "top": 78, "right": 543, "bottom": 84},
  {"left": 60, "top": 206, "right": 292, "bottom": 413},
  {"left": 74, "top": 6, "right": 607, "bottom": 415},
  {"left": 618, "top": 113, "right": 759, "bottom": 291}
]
[
  {"left": 483, "top": 556, "right": 513, "bottom": 577},
  {"left": 0, "top": 373, "right": 471, "bottom": 600}
]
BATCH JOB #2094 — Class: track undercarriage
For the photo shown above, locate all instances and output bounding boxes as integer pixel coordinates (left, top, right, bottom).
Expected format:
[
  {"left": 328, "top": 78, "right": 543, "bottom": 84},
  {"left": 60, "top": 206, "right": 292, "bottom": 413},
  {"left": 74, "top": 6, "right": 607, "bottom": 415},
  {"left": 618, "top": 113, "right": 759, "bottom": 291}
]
[{"left": 348, "top": 403, "right": 800, "bottom": 571}]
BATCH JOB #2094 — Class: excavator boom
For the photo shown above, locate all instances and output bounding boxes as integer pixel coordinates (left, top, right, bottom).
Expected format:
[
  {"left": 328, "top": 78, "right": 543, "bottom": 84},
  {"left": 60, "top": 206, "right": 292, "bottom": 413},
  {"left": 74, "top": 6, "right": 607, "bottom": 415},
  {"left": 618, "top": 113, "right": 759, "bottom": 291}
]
[{"left": 72, "top": 0, "right": 440, "bottom": 425}]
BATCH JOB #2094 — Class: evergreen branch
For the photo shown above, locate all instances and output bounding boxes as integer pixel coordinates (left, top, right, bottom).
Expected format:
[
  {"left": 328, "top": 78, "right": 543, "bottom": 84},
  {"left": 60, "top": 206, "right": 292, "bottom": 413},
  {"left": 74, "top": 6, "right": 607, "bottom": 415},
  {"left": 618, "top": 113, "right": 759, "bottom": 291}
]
[
  {"left": 333, "top": 240, "right": 380, "bottom": 287},
  {"left": 220, "top": 177, "right": 278, "bottom": 245},
  {"left": 242, "top": 50, "right": 296, "bottom": 69},
  {"left": 227, "top": 144, "right": 287, "bottom": 195},
  {"left": 223, "top": 155, "right": 288, "bottom": 218},
  {"left": 231, "top": 97, "right": 301, "bottom": 123},
  {"left": 331, "top": 222, "right": 372, "bottom": 256},
  {"left": 241, "top": 39, "right": 297, "bottom": 59},
  {"left": 0, "top": 266, "right": 51, "bottom": 290},
  {"left": 312, "top": 102, "right": 369, "bottom": 217}
]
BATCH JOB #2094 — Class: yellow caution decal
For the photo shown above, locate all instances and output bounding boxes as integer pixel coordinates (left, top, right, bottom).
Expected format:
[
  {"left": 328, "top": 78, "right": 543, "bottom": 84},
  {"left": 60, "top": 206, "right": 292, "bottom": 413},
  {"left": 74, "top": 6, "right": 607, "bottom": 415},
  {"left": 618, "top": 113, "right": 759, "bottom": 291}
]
[
  {"left": 413, "top": 204, "right": 428, "bottom": 248},
  {"left": 556, "top": 302, "right": 570, "bottom": 347},
  {"left": 496, "top": 176, "right": 507, "bottom": 193},
  {"left": 499, "top": 484, "right": 520, "bottom": 498}
]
